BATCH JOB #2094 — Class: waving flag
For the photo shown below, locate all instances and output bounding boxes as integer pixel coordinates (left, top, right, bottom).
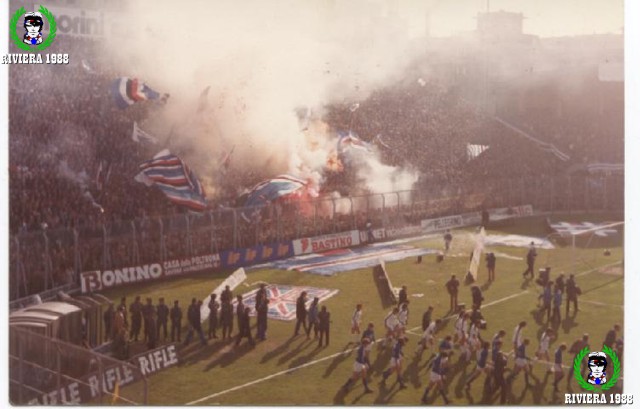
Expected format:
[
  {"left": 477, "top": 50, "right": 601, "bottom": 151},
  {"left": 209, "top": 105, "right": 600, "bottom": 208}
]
[
  {"left": 466, "top": 143, "right": 489, "bottom": 161},
  {"left": 111, "top": 77, "right": 161, "bottom": 109},
  {"left": 337, "top": 131, "right": 372, "bottom": 154},
  {"left": 131, "top": 122, "right": 159, "bottom": 144},
  {"left": 135, "top": 149, "right": 207, "bottom": 211},
  {"left": 244, "top": 175, "right": 308, "bottom": 208}
]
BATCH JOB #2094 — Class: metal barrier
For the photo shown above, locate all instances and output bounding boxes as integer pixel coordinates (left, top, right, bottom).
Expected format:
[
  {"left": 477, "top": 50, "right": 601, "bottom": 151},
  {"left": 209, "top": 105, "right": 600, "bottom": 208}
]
[
  {"left": 9, "top": 173, "right": 623, "bottom": 300},
  {"left": 9, "top": 326, "right": 147, "bottom": 405}
]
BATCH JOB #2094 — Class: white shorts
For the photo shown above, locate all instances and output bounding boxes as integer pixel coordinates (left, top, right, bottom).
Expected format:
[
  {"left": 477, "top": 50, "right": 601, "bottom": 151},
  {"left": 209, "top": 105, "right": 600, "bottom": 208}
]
[
  {"left": 365, "top": 343, "right": 373, "bottom": 352},
  {"left": 539, "top": 343, "right": 549, "bottom": 354},
  {"left": 515, "top": 358, "right": 528, "bottom": 368},
  {"left": 422, "top": 334, "right": 434, "bottom": 345},
  {"left": 552, "top": 363, "right": 562, "bottom": 373},
  {"left": 430, "top": 372, "right": 443, "bottom": 383},
  {"left": 353, "top": 362, "right": 367, "bottom": 372},
  {"left": 390, "top": 357, "right": 402, "bottom": 367}
]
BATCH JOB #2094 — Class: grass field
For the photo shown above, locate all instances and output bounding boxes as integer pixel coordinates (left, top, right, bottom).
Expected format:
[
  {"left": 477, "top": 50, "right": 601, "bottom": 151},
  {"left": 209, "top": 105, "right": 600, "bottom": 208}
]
[{"left": 103, "top": 215, "right": 624, "bottom": 405}]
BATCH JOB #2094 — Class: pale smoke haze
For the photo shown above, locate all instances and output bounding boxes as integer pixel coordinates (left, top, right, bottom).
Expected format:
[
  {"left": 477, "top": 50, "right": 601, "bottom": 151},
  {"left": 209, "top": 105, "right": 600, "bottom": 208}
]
[{"left": 101, "top": 0, "right": 419, "bottom": 200}]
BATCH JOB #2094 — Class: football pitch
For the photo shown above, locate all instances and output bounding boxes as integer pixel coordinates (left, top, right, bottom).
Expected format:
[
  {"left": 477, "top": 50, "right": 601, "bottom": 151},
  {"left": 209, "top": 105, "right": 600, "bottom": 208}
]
[{"left": 103, "top": 215, "right": 624, "bottom": 405}]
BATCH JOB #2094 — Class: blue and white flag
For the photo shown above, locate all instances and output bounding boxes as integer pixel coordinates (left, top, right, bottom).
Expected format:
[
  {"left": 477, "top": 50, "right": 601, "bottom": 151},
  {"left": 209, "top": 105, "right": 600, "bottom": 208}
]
[
  {"left": 337, "top": 131, "right": 372, "bottom": 154},
  {"left": 244, "top": 174, "right": 308, "bottom": 208},
  {"left": 135, "top": 149, "right": 207, "bottom": 211},
  {"left": 132, "top": 122, "right": 158, "bottom": 144},
  {"left": 112, "top": 77, "right": 161, "bottom": 109}
]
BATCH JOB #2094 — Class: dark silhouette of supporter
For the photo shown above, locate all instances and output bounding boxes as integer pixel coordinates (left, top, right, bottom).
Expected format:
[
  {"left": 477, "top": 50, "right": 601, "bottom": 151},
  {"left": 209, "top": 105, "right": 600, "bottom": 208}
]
[
  {"left": 156, "top": 297, "right": 169, "bottom": 341},
  {"left": 184, "top": 298, "right": 207, "bottom": 346},
  {"left": 294, "top": 291, "right": 308, "bottom": 336},
  {"left": 445, "top": 275, "right": 460, "bottom": 312},
  {"left": 318, "top": 305, "right": 331, "bottom": 347},
  {"left": 208, "top": 293, "right": 219, "bottom": 339},
  {"left": 129, "top": 296, "right": 143, "bottom": 342},
  {"left": 170, "top": 300, "right": 182, "bottom": 342},
  {"left": 235, "top": 307, "right": 255, "bottom": 347}
]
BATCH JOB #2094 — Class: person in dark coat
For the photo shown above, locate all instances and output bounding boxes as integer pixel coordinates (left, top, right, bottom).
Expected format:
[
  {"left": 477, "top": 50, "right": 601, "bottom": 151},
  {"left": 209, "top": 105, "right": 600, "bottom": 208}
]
[
  {"left": 236, "top": 295, "right": 245, "bottom": 334},
  {"left": 221, "top": 300, "right": 234, "bottom": 340},
  {"left": 398, "top": 285, "right": 408, "bottom": 307},
  {"left": 318, "top": 305, "right": 331, "bottom": 347},
  {"left": 103, "top": 303, "right": 114, "bottom": 340},
  {"left": 170, "top": 300, "right": 182, "bottom": 342},
  {"left": 236, "top": 307, "right": 255, "bottom": 347},
  {"left": 256, "top": 298, "right": 269, "bottom": 341},
  {"left": 523, "top": 245, "right": 537, "bottom": 279},
  {"left": 555, "top": 274, "right": 566, "bottom": 294},
  {"left": 156, "top": 297, "right": 169, "bottom": 341},
  {"left": 445, "top": 275, "right": 460, "bottom": 312},
  {"left": 294, "top": 291, "right": 308, "bottom": 336},
  {"left": 221, "top": 285, "right": 233, "bottom": 304},
  {"left": 147, "top": 309, "right": 158, "bottom": 350},
  {"left": 255, "top": 284, "right": 267, "bottom": 308},
  {"left": 118, "top": 297, "right": 128, "bottom": 327},
  {"left": 422, "top": 306, "right": 434, "bottom": 332},
  {"left": 208, "top": 293, "right": 220, "bottom": 339},
  {"left": 184, "top": 299, "right": 207, "bottom": 346},
  {"left": 142, "top": 297, "right": 155, "bottom": 343},
  {"left": 129, "top": 296, "right": 143, "bottom": 342},
  {"left": 565, "top": 274, "right": 580, "bottom": 317},
  {"left": 471, "top": 285, "right": 484, "bottom": 309},
  {"left": 486, "top": 252, "right": 496, "bottom": 282}
]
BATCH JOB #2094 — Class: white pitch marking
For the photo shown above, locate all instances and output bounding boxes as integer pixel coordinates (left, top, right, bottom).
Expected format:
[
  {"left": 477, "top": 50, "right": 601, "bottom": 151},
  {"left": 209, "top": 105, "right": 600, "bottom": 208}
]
[
  {"left": 186, "top": 289, "right": 530, "bottom": 405},
  {"left": 186, "top": 259, "right": 621, "bottom": 405}
]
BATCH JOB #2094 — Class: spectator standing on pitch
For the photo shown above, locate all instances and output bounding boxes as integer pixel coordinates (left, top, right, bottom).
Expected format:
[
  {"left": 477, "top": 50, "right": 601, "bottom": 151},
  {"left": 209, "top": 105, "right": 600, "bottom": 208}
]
[
  {"left": 170, "top": 300, "right": 182, "bottom": 342},
  {"left": 236, "top": 295, "right": 245, "bottom": 336},
  {"left": 147, "top": 309, "right": 158, "bottom": 349},
  {"left": 307, "top": 297, "right": 320, "bottom": 339},
  {"left": 184, "top": 299, "right": 207, "bottom": 347},
  {"left": 255, "top": 283, "right": 267, "bottom": 308},
  {"left": 550, "top": 285, "right": 563, "bottom": 325},
  {"left": 129, "top": 296, "right": 143, "bottom": 342},
  {"left": 235, "top": 307, "right": 255, "bottom": 347},
  {"left": 156, "top": 297, "right": 169, "bottom": 341},
  {"left": 342, "top": 338, "right": 374, "bottom": 393},
  {"left": 208, "top": 293, "right": 219, "bottom": 339},
  {"left": 445, "top": 274, "right": 460, "bottom": 312},
  {"left": 294, "top": 291, "right": 309, "bottom": 336},
  {"left": 318, "top": 305, "right": 331, "bottom": 347},
  {"left": 142, "top": 298, "right": 155, "bottom": 343},
  {"left": 103, "top": 303, "right": 114, "bottom": 340},
  {"left": 471, "top": 285, "right": 484, "bottom": 309},
  {"left": 603, "top": 324, "right": 621, "bottom": 349},
  {"left": 398, "top": 285, "right": 408, "bottom": 307},
  {"left": 221, "top": 285, "right": 233, "bottom": 305},
  {"left": 422, "top": 306, "right": 434, "bottom": 331},
  {"left": 221, "top": 298, "right": 234, "bottom": 340},
  {"left": 383, "top": 307, "right": 400, "bottom": 348},
  {"left": 568, "top": 333, "right": 590, "bottom": 386},
  {"left": 555, "top": 274, "right": 566, "bottom": 295},
  {"left": 565, "top": 274, "right": 580, "bottom": 317},
  {"left": 118, "top": 297, "right": 129, "bottom": 327},
  {"left": 443, "top": 230, "right": 453, "bottom": 252},
  {"left": 493, "top": 348, "right": 509, "bottom": 404},
  {"left": 382, "top": 337, "right": 408, "bottom": 389},
  {"left": 486, "top": 252, "right": 496, "bottom": 282},
  {"left": 256, "top": 298, "right": 269, "bottom": 341},
  {"left": 350, "top": 303, "right": 362, "bottom": 344},
  {"left": 523, "top": 244, "right": 537, "bottom": 279}
]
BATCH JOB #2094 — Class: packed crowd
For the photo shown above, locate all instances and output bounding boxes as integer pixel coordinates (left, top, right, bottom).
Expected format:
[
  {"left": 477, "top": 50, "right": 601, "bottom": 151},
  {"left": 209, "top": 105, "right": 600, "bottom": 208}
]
[{"left": 9, "top": 35, "right": 622, "bottom": 300}]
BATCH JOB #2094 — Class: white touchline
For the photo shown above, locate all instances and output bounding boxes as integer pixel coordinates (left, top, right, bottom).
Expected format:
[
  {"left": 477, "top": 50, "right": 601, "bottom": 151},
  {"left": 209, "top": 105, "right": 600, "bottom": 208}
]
[
  {"left": 186, "top": 259, "right": 622, "bottom": 405},
  {"left": 186, "top": 290, "right": 531, "bottom": 405}
]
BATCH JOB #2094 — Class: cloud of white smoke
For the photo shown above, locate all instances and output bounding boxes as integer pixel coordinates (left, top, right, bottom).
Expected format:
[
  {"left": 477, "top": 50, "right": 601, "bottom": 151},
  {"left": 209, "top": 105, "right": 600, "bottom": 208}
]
[{"left": 101, "top": 0, "right": 419, "bottom": 200}]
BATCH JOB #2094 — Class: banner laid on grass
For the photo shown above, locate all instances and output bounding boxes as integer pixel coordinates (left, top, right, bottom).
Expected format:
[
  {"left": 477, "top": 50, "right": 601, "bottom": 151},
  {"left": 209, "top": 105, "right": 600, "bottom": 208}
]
[{"left": 234, "top": 285, "right": 339, "bottom": 321}]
